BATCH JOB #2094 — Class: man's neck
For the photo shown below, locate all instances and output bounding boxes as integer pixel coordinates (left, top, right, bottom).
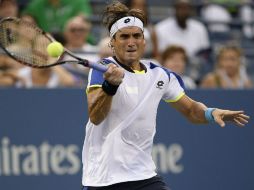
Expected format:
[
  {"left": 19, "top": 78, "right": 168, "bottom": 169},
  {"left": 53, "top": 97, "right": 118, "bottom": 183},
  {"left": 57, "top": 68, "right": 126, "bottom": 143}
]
[
  {"left": 113, "top": 56, "right": 146, "bottom": 72},
  {"left": 176, "top": 18, "right": 187, "bottom": 29}
]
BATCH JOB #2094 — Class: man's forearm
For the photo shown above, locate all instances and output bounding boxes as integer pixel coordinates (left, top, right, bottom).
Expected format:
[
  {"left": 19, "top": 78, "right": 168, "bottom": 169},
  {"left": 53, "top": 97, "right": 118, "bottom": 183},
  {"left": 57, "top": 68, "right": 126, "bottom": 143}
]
[
  {"left": 188, "top": 101, "right": 208, "bottom": 124},
  {"left": 88, "top": 88, "right": 113, "bottom": 125}
]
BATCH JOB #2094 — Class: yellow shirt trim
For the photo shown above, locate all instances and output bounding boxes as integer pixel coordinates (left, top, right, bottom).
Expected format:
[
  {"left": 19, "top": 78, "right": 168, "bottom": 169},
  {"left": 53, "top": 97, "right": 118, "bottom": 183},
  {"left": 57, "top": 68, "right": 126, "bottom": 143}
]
[
  {"left": 164, "top": 92, "right": 185, "bottom": 103},
  {"left": 133, "top": 70, "right": 145, "bottom": 74},
  {"left": 86, "top": 85, "right": 102, "bottom": 94}
]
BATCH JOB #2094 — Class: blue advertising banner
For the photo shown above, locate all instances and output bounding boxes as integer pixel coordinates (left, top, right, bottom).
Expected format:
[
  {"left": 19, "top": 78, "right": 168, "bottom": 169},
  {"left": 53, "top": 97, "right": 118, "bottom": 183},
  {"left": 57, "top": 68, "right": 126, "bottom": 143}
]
[
  {"left": 155, "top": 90, "right": 254, "bottom": 190},
  {"left": 0, "top": 89, "right": 253, "bottom": 190}
]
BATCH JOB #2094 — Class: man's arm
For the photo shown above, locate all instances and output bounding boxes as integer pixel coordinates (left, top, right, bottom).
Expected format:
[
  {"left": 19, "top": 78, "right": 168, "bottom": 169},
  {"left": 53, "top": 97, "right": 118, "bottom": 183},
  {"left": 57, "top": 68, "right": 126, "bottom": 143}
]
[
  {"left": 170, "top": 94, "right": 250, "bottom": 127},
  {"left": 170, "top": 94, "right": 208, "bottom": 124},
  {"left": 87, "top": 87, "right": 113, "bottom": 125},
  {"left": 87, "top": 64, "right": 124, "bottom": 125}
]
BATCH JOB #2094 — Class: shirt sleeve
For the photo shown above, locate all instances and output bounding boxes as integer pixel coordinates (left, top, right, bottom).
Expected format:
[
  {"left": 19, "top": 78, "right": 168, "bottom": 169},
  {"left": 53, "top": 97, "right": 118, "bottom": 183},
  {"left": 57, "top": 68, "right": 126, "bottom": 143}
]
[
  {"left": 86, "top": 68, "right": 104, "bottom": 93},
  {"left": 86, "top": 58, "right": 113, "bottom": 93},
  {"left": 162, "top": 72, "right": 185, "bottom": 102}
]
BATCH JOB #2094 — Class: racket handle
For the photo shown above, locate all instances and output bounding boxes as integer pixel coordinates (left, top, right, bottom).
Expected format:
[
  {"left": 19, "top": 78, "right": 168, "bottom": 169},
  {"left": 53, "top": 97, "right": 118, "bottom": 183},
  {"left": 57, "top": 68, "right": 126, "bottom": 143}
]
[{"left": 89, "top": 62, "right": 108, "bottom": 73}]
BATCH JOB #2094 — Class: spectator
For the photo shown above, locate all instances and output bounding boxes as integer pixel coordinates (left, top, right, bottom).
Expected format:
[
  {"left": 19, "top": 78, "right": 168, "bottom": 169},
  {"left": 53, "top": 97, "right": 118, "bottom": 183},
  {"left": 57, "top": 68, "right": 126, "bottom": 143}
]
[
  {"left": 155, "top": 0, "right": 210, "bottom": 59},
  {"left": 240, "top": 0, "right": 254, "bottom": 39},
  {"left": 161, "top": 45, "right": 196, "bottom": 89},
  {"left": 15, "top": 67, "right": 75, "bottom": 88},
  {"left": 0, "top": 13, "right": 76, "bottom": 88},
  {"left": 200, "top": 44, "right": 252, "bottom": 89},
  {"left": 63, "top": 16, "right": 98, "bottom": 61},
  {"left": 200, "top": 1, "right": 232, "bottom": 32},
  {"left": 0, "top": 0, "right": 18, "bottom": 19},
  {"left": 23, "top": 14, "right": 76, "bottom": 89},
  {"left": 62, "top": 16, "right": 99, "bottom": 87},
  {"left": 125, "top": 0, "right": 159, "bottom": 59},
  {"left": 20, "top": 14, "right": 37, "bottom": 24},
  {"left": 97, "top": 37, "right": 113, "bottom": 59},
  {"left": 22, "top": 0, "right": 92, "bottom": 36},
  {"left": 0, "top": 0, "right": 21, "bottom": 87},
  {"left": 210, "top": 0, "right": 240, "bottom": 17},
  {"left": 203, "top": 0, "right": 251, "bottom": 37},
  {"left": 0, "top": 56, "right": 23, "bottom": 87}
]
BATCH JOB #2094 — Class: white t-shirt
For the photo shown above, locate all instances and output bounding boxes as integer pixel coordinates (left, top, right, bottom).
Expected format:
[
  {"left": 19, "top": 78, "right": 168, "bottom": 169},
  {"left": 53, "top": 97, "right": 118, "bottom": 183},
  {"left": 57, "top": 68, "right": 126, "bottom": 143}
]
[
  {"left": 62, "top": 44, "right": 99, "bottom": 86},
  {"left": 82, "top": 57, "right": 185, "bottom": 187},
  {"left": 15, "top": 67, "right": 60, "bottom": 88},
  {"left": 155, "top": 17, "right": 210, "bottom": 58},
  {"left": 63, "top": 44, "right": 99, "bottom": 63}
]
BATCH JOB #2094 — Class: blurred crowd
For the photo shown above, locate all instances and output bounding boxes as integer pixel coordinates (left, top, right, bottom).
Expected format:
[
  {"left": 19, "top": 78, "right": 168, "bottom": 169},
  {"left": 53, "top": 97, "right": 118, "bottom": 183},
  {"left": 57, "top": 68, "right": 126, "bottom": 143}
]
[{"left": 0, "top": 0, "right": 253, "bottom": 89}]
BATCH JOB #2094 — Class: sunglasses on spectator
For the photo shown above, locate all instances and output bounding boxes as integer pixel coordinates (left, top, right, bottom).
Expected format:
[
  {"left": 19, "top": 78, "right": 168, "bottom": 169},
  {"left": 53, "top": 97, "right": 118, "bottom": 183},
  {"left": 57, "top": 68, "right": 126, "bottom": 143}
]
[{"left": 69, "top": 28, "right": 88, "bottom": 33}]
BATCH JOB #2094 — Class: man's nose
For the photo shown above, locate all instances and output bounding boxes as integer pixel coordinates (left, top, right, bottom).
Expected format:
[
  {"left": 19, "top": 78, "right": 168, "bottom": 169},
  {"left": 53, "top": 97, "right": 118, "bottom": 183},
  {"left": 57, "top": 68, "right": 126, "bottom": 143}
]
[{"left": 127, "top": 37, "right": 135, "bottom": 46}]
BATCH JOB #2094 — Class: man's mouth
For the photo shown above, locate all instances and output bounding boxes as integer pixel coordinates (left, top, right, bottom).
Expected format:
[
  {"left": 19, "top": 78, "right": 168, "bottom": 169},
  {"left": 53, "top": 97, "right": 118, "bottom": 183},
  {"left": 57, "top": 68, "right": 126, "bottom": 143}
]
[{"left": 127, "top": 49, "right": 136, "bottom": 53}]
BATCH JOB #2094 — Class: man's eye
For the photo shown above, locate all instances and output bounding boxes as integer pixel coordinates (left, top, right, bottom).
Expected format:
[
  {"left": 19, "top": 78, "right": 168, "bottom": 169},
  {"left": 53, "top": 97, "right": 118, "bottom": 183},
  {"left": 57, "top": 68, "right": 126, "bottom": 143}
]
[
  {"left": 134, "top": 34, "right": 142, "bottom": 39},
  {"left": 120, "top": 35, "right": 129, "bottom": 39}
]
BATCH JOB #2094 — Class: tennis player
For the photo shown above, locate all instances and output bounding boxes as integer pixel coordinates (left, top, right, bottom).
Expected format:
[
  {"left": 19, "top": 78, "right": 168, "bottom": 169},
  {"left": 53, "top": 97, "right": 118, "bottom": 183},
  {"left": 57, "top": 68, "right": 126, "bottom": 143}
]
[{"left": 82, "top": 2, "right": 249, "bottom": 190}]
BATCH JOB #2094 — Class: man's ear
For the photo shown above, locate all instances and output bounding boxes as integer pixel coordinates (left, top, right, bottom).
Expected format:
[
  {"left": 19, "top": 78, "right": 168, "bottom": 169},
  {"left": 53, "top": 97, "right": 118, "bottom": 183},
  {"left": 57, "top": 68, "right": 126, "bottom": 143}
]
[
  {"left": 142, "top": 33, "right": 146, "bottom": 47},
  {"left": 109, "top": 38, "right": 115, "bottom": 49}
]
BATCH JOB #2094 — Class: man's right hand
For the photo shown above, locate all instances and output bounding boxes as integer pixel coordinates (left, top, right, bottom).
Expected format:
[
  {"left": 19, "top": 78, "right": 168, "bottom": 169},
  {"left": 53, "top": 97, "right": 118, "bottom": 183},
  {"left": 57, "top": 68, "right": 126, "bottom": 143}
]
[{"left": 103, "top": 63, "right": 124, "bottom": 86}]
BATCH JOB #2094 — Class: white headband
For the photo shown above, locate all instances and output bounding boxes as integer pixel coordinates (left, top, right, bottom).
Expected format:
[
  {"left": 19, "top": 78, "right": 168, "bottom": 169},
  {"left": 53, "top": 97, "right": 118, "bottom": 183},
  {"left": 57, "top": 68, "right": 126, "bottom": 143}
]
[{"left": 109, "top": 16, "right": 144, "bottom": 38}]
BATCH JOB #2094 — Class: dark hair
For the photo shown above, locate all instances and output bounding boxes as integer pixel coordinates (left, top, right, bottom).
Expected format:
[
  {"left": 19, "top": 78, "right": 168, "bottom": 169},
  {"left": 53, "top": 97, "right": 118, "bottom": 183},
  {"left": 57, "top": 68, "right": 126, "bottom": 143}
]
[
  {"left": 161, "top": 45, "right": 188, "bottom": 63},
  {"left": 0, "top": 0, "right": 17, "bottom": 4},
  {"left": 102, "top": 1, "right": 147, "bottom": 33},
  {"left": 174, "top": 0, "right": 191, "bottom": 6},
  {"left": 124, "top": 0, "right": 150, "bottom": 24},
  {"left": 124, "top": 0, "right": 132, "bottom": 8}
]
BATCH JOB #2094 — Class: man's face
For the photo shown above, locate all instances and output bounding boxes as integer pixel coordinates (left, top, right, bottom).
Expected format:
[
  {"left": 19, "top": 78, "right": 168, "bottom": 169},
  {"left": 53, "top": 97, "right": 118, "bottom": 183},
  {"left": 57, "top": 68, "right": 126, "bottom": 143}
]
[
  {"left": 111, "top": 26, "right": 145, "bottom": 65},
  {"left": 218, "top": 50, "right": 241, "bottom": 77},
  {"left": 64, "top": 18, "right": 90, "bottom": 48},
  {"left": 163, "top": 52, "right": 186, "bottom": 75},
  {"left": 0, "top": 1, "right": 18, "bottom": 17},
  {"left": 175, "top": 2, "right": 192, "bottom": 23}
]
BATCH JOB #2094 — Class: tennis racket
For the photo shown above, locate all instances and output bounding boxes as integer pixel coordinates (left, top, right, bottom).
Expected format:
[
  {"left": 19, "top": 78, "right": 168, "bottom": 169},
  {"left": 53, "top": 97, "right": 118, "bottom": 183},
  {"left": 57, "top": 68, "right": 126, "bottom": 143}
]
[{"left": 0, "top": 17, "right": 107, "bottom": 72}]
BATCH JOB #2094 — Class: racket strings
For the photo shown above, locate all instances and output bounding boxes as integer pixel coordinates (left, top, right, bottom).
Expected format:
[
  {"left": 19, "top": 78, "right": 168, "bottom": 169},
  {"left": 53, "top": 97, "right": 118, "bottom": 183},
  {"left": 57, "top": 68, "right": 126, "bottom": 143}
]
[{"left": 0, "top": 18, "right": 57, "bottom": 67}]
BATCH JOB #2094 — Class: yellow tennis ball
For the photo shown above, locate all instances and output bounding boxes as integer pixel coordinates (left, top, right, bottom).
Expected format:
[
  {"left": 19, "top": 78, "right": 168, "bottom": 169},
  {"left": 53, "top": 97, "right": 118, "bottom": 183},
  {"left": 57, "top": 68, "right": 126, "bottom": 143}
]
[{"left": 46, "top": 41, "right": 64, "bottom": 57}]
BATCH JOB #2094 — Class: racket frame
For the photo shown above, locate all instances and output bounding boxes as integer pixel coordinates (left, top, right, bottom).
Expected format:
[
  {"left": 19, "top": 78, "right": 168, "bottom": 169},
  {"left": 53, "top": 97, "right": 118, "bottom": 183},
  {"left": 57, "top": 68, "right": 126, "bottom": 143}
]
[{"left": 0, "top": 17, "right": 107, "bottom": 72}]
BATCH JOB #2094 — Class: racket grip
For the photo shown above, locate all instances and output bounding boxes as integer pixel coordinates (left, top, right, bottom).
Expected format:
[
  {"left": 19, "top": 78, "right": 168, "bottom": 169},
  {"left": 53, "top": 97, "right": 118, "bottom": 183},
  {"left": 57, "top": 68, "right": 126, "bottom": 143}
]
[{"left": 90, "top": 62, "right": 108, "bottom": 73}]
